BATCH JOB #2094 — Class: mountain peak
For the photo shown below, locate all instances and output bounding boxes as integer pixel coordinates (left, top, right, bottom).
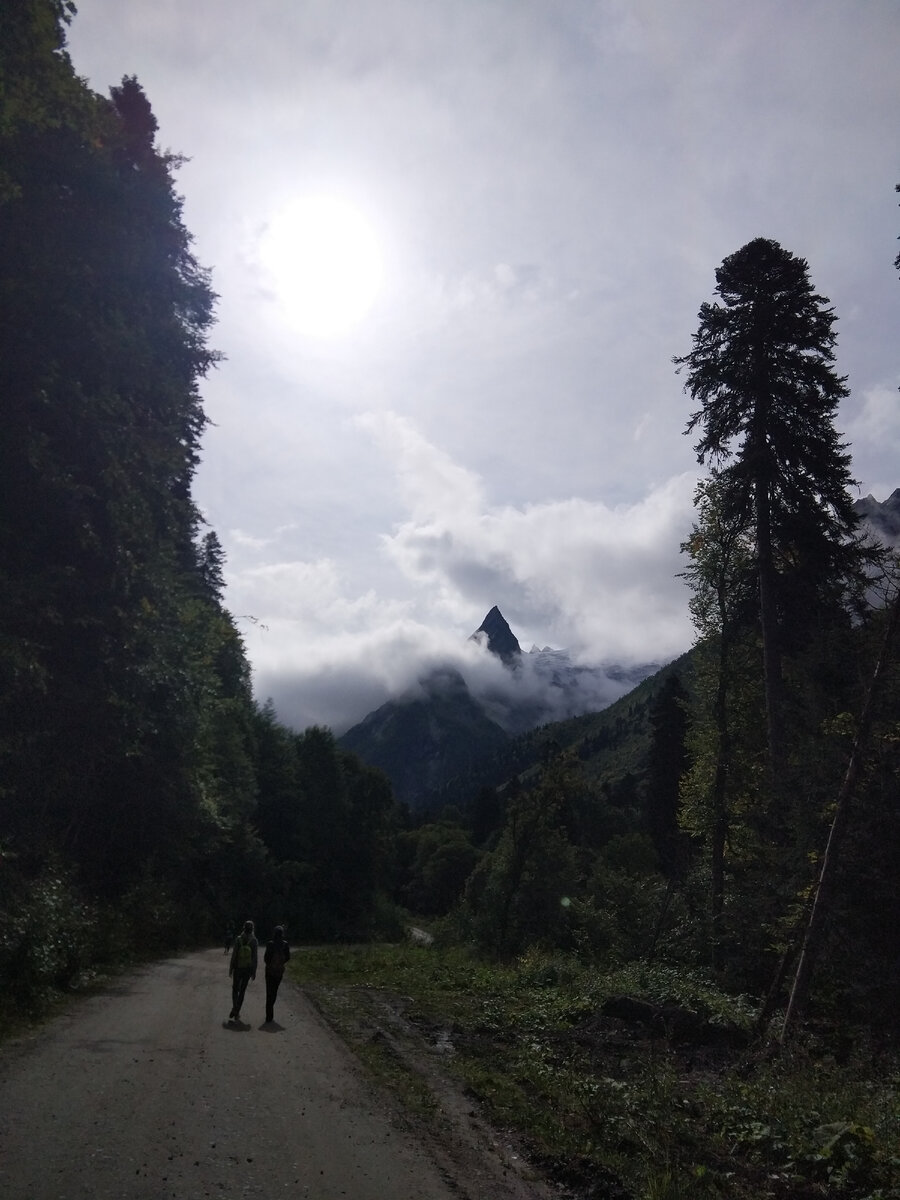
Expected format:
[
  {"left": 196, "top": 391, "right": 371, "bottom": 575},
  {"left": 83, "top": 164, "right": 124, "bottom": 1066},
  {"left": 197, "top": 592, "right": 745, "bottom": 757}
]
[
  {"left": 471, "top": 606, "right": 522, "bottom": 665},
  {"left": 854, "top": 488, "right": 900, "bottom": 546}
]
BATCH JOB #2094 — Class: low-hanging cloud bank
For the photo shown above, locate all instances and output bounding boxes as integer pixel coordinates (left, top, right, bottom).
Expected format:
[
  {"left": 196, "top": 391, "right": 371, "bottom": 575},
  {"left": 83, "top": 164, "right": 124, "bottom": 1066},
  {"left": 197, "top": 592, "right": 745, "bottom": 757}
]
[{"left": 228, "top": 416, "right": 699, "bottom": 733}]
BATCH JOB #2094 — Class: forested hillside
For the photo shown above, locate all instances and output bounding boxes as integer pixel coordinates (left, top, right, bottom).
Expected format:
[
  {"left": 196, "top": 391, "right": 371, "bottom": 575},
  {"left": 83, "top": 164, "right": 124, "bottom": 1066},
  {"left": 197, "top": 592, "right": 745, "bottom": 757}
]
[
  {"left": 395, "top": 240, "right": 900, "bottom": 1043},
  {"left": 0, "top": 2, "right": 401, "bottom": 1011}
]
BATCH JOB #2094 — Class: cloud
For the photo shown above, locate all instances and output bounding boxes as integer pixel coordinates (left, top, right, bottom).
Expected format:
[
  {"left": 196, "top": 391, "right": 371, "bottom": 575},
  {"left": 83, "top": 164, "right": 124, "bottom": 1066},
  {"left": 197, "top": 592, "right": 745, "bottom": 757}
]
[
  {"left": 845, "top": 382, "right": 900, "bottom": 446},
  {"left": 843, "top": 382, "right": 900, "bottom": 499},
  {"left": 228, "top": 523, "right": 297, "bottom": 552},
  {"left": 353, "top": 411, "right": 484, "bottom": 520},
  {"left": 234, "top": 416, "right": 697, "bottom": 732},
  {"left": 361, "top": 412, "right": 697, "bottom": 654}
]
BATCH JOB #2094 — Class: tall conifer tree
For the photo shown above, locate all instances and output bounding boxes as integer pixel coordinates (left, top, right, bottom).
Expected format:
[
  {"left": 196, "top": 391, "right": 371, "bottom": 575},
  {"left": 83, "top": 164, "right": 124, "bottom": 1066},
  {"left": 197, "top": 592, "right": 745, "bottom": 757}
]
[{"left": 675, "top": 238, "right": 871, "bottom": 782}]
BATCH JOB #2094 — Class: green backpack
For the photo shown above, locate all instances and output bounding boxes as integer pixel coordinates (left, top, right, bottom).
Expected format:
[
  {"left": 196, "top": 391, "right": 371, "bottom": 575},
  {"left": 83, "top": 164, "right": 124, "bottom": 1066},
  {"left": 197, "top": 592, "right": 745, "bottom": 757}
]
[{"left": 235, "top": 936, "right": 253, "bottom": 969}]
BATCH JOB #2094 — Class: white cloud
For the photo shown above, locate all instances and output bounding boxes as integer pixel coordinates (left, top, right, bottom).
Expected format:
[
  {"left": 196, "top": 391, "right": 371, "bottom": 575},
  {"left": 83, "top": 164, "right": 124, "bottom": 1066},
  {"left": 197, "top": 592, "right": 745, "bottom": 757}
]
[
  {"left": 235, "top": 418, "right": 697, "bottom": 731},
  {"left": 843, "top": 382, "right": 900, "bottom": 500},
  {"left": 845, "top": 382, "right": 900, "bottom": 446},
  {"left": 360, "top": 413, "right": 697, "bottom": 652},
  {"left": 229, "top": 525, "right": 296, "bottom": 551},
  {"left": 354, "top": 411, "right": 484, "bottom": 521}
]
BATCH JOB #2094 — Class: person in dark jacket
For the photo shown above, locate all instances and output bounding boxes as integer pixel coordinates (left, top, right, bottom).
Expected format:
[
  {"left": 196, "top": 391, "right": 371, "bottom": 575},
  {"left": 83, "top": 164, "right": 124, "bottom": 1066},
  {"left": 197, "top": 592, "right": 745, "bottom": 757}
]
[
  {"left": 263, "top": 925, "right": 290, "bottom": 1024},
  {"left": 228, "top": 919, "right": 258, "bottom": 1021}
]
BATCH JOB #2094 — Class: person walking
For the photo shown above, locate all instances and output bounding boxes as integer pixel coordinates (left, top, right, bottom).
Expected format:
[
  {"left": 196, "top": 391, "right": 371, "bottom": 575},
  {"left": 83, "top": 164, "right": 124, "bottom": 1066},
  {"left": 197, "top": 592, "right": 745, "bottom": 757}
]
[
  {"left": 263, "top": 925, "right": 290, "bottom": 1024},
  {"left": 228, "top": 919, "right": 257, "bottom": 1021}
]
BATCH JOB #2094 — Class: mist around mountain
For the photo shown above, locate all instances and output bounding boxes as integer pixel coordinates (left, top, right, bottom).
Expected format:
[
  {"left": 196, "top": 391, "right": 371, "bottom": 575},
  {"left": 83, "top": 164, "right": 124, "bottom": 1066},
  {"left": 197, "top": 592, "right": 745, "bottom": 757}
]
[
  {"left": 337, "top": 666, "right": 510, "bottom": 807},
  {"left": 338, "top": 487, "right": 899, "bottom": 808},
  {"left": 854, "top": 487, "right": 900, "bottom": 548},
  {"left": 339, "top": 606, "right": 659, "bottom": 806}
]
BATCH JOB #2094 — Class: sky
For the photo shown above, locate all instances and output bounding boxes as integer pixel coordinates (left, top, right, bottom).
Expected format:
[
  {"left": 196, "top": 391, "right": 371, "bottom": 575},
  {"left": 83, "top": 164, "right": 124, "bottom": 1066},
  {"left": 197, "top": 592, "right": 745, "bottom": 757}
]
[{"left": 65, "top": 0, "right": 900, "bottom": 733}]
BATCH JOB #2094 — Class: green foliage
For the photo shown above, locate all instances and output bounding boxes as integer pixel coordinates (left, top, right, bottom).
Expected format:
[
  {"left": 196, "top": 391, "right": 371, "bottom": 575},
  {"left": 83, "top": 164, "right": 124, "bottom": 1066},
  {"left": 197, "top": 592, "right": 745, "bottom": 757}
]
[
  {"left": 572, "top": 855, "right": 670, "bottom": 963},
  {"left": 458, "top": 755, "right": 581, "bottom": 956},
  {"left": 674, "top": 242, "right": 894, "bottom": 996},
  {"left": 248, "top": 720, "right": 400, "bottom": 942},
  {"left": 644, "top": 673, "right": 690, "bottom": 876},
  {"left": 0, "top": 861, "right": 97, "bottom": 1014},
  {"left": 398, "top": 821, "right": 480, "bottom": 915},
  {"left": 676, "top": 238, "right": 865, "bottom": 600},
  {"left": 0, "top": 0, "right": 246, "bottom": 904},
  {"left": 676, "top": 237, "right": 878, "bottom": 820},
  {"left": 295, "top": 942, "right": 900, "bottom": 1200},
  {"left": 0, "top": 2, "right": 278, "bottom": 1000}
]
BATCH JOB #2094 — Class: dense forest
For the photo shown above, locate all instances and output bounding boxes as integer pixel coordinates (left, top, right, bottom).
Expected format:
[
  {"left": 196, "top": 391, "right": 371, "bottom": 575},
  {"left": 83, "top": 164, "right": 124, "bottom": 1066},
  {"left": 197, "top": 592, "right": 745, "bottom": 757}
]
[
  {"left": 0, "top": 1, "right": 402, "bottom": 1008},
  {"left": 2, "top": 0, "right": 899, "bottom": 1069}
]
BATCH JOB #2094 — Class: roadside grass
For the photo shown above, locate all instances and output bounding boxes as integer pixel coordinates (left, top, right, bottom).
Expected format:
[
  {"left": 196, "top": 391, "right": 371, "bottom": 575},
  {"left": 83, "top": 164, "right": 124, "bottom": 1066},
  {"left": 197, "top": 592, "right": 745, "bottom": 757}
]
[{"left": 290, "top": 942, "right": 900, "bottom": 1200}]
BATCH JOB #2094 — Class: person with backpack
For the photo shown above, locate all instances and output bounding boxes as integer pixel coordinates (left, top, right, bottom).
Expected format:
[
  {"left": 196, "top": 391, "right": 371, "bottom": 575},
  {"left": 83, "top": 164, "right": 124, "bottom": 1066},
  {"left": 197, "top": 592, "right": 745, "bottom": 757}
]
[
  {"left": 263, "top": 925, "right": 290, "bottom": 1024},
  {"left": 228, "top": 919, "right": 258, "bottom": 1021}
]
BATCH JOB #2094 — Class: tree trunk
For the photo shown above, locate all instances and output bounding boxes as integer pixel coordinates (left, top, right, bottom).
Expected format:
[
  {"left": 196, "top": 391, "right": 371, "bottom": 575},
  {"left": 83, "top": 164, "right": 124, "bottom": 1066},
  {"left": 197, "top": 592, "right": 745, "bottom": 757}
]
[
  {"left": 755, "top": 481, "right": 784, "bottom": 785},
  {"left": 710, "top": 639, "right": 730, "bottom": 973}
]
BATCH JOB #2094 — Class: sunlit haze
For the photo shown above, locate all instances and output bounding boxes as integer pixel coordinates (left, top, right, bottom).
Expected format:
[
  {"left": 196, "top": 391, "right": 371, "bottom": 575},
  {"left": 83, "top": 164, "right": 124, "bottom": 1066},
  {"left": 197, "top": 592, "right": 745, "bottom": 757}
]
[
  {"left": 257, "top": 195, "right": 384, "bottom": 338},
  {"left": 65, "top": 0, "right": 900, "bottom": 734}
]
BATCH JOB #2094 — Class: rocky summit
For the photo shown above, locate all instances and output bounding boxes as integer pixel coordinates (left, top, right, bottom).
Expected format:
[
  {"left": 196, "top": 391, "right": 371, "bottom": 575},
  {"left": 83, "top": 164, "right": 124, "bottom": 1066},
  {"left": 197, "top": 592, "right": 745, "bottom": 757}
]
[
  {"left": 854, "top": 488, "right": 900, "bottom": 548},
  {"left": 469, "top": 605, "right": 522, "bottom": 664},
  {"left": 338, "top": 606, "right": 658, "bottom": 809}
]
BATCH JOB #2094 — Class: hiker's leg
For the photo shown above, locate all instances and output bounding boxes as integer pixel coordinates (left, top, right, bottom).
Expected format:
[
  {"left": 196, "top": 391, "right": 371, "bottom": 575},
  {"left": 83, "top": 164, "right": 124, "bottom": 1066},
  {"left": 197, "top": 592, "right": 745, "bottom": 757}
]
[
  {"left": 234, "top": 970, "right": 250, "bottom": 1015},
  {"left": 264, "top": 974, "right": 278, "bottom": 1021}
]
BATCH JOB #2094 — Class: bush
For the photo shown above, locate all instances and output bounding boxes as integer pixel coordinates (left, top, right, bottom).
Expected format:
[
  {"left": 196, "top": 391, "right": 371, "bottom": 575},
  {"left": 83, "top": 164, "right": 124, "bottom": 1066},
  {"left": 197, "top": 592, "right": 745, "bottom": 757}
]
[{"left": 0, "top": 860, "right": 98, "bottom": 1014}]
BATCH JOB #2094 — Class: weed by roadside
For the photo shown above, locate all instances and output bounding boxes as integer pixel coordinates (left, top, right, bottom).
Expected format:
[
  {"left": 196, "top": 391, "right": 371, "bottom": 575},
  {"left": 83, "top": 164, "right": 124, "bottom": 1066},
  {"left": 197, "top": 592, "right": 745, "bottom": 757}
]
[{"left": 290, "top": 942, "right": 900, "bottom": 1200}]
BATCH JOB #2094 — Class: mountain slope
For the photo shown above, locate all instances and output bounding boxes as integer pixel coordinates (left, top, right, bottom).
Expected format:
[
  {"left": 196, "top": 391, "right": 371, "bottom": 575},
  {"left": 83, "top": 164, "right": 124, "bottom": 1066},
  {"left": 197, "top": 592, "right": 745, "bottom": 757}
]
[
  {"left": 356, "top": 491, "right": 897, "bottom": 812},
  {"left": 854, "top": 488, "right": 900, "bottom": 548},
  {"left": 339, "top": 607, "right": 660, "bottom": 810},
  {"left": 338, "top": 667, "right": 510, "bottom": 807},
  {"left": 421, "top": 650, "right": 695, "bottom": 816}
]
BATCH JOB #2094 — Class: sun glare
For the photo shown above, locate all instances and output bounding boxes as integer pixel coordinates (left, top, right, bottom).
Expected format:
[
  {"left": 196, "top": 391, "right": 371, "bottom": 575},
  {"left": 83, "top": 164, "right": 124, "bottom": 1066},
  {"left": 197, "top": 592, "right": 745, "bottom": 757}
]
[{"left": 258, "top": 195, "right": 384, "bottom": 338}]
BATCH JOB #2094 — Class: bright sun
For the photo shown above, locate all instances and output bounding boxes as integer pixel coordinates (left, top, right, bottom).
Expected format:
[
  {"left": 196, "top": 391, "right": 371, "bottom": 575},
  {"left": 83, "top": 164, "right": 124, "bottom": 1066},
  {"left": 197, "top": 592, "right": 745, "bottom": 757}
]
[{"left": 258, "top": 195, "right": 384, "bottom": 338}]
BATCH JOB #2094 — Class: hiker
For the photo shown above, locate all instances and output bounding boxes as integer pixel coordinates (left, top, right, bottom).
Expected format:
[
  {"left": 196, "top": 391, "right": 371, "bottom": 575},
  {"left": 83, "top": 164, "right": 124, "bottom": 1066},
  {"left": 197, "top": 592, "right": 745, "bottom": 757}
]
[
  {"left": 223, "top": 923, "right": 234, "bottom": 953},
  {"left": 228, "top": 919, "right": 258, "bottom": 1021},
  {"left": 263, "top": 925, "right": 290, "bottom": 1024}
]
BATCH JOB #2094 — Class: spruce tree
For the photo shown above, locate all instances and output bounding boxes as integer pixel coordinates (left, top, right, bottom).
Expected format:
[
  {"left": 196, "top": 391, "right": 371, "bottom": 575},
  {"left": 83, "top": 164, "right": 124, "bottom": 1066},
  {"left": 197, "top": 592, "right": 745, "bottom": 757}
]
[
  {"left": 644, "top": 673, "right": 689, "bottom": 879},
  {"left": 675, "top": 238, "right": 872, "bottom": 781}
]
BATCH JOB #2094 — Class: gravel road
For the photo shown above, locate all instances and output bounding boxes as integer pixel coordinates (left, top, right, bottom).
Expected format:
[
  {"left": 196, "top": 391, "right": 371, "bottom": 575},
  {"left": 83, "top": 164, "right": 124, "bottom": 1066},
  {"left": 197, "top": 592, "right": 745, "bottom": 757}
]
[{"left": 0, "top": 949, "right": 545, "bottom": 1199}]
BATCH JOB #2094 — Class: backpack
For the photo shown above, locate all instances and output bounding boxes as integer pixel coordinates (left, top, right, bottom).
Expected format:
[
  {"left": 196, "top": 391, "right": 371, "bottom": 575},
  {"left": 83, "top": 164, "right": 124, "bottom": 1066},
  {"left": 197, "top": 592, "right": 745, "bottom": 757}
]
[
  {"left": 267, "top": 943, "right": 286, "bottom": 974},
  {"left": 236, "top": 936, "right": 253, "bottom": 970}
]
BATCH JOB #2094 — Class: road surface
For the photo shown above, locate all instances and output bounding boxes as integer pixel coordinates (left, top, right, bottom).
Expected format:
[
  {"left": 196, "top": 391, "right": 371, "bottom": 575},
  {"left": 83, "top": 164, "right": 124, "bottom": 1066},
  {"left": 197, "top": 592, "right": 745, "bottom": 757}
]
[{"left": 0, "top": 950, "right": 549, "bottom": 1199}]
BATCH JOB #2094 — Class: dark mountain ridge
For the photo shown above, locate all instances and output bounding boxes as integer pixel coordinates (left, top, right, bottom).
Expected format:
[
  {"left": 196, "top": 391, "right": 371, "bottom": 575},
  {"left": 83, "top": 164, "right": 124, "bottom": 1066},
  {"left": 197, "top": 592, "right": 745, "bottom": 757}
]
[
  {"left": 854, "top": 487, "right": 900, "bottom": 548},
  {"left": 339, "top": 607, "right": 659, "bottom": 808},
  {"left": 470, "top": 604, "right": 522, "bottom": 663}
]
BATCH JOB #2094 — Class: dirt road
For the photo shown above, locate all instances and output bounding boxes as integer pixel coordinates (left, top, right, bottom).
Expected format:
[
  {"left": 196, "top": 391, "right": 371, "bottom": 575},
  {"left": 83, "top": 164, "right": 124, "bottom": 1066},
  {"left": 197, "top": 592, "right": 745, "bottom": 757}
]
[{"left": 0, "top": 950, "right": 550, "bottom": 1199}]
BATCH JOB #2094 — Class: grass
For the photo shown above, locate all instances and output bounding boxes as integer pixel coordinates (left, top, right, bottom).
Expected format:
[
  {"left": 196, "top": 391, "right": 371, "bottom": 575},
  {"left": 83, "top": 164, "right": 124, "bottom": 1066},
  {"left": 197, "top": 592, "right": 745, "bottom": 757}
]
[{"left": 290, "top": 942, "right": 900, "bottom": 1200}]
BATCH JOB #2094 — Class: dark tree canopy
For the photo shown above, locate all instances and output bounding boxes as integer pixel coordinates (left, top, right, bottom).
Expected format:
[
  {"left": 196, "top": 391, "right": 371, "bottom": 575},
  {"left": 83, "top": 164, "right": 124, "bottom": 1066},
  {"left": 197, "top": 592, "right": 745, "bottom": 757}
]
[
  {"left": 0, "top": 2, "right": 231, "bottom": 891},
  {"left": 644, "top": 673, "right": 689, "bottom": 877},
  {"left": 676, "top": 238, "right": 862, "bottom": 585},
  {"left": 675, "top": 238, "right": 874, "bottom": 775}
]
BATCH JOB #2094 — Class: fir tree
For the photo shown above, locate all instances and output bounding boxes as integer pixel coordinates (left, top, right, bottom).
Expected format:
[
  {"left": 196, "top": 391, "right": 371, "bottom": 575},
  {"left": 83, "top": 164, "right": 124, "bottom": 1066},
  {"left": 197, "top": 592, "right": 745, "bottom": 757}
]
[{"left": 675, "top": 238, "right": 873, "bottom": 782}]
